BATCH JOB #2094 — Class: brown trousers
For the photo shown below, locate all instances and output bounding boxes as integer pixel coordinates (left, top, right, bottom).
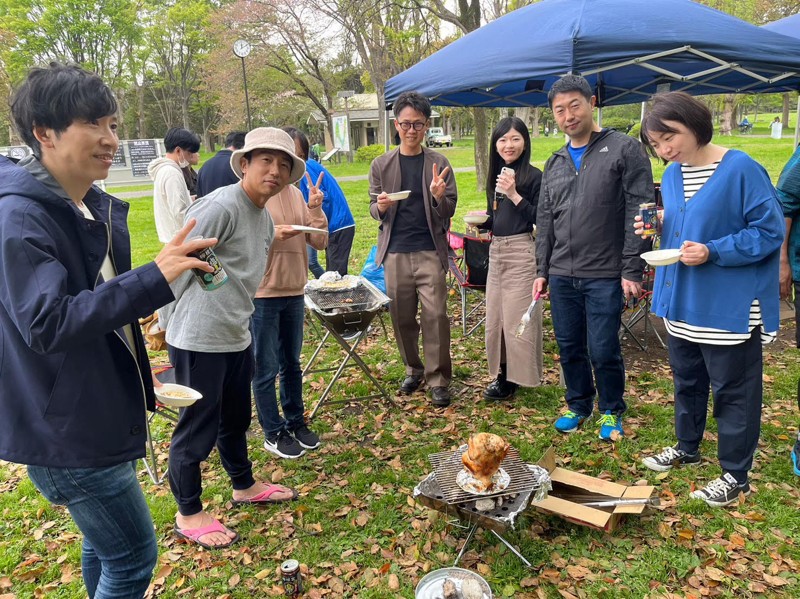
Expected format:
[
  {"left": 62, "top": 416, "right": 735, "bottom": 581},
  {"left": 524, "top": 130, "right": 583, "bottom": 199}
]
[{"left": 384, "top": 251, "right": 452, "bottom": 388}]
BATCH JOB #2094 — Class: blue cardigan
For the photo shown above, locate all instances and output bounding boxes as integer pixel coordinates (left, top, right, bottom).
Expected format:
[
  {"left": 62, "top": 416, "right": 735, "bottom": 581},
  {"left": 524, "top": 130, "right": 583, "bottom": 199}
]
[{"left": 652, "top": 150, "right": 784, "bottom": 333}]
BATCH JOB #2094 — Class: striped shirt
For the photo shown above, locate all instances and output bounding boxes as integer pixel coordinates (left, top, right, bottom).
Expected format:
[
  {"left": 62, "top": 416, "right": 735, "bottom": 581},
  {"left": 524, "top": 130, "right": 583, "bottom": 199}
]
[{"left": 664, "top": 161, "right": 777, "bottom": 346}]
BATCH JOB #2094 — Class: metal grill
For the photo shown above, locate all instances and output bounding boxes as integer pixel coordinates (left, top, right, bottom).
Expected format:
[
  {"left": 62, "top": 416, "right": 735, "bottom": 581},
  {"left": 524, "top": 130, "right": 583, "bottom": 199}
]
[
  {"left": 305, "top": 284, "right": 383, "bottom": 312},
  {"left": 429, "top": 445, "right": 544, "bottom": 505}
]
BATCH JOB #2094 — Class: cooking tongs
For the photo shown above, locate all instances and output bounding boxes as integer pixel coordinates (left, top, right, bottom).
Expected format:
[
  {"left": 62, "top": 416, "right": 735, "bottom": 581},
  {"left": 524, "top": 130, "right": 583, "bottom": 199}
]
[{"left": 515, "top": 292, "right": 541, "bottom": 337}]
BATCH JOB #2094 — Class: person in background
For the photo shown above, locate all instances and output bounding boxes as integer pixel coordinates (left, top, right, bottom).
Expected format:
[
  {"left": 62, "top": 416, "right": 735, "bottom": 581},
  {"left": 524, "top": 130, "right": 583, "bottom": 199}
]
[
  {"left": 776, "top": 143, "right": 800, "bottom": 476},
  {"left": 0, "top": 62, "right": 216, "bottom": 598},
  {"left": 771, "top": 116, "right": 783, "bottom": 140},
  {"left": 252, "top": 130, "right": 328, "bottom": 459},
  {"left": 534, "top": 74, "right": 653, "bottom": 440},
  {"left": 369, "top": 91, "right": 457, "bottom": 407},
  {"left": 283, "top": 127, "right": 355, "bottom": 277},
  {"left": 149, "top": 127, "right": 201, "bottom": 242},
  {"left": 165, "top": 128, "right": 299, "bottom": 549},
  {"left": 480, "top": 117, "right": 543, "bottom": 400},
  {"left": 197, "top": 131, "right": 246, "bottom": 197},
  {"left": 637, "top": 91, "right": 784, "bottom": 507}
]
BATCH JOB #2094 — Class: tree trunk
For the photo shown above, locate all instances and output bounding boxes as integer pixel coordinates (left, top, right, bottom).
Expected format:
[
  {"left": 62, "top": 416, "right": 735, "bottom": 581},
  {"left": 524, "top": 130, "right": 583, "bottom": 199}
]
[
  {"left": 719, "top": 94, "right": 735, "bottom": 136},
  {"left": 137, "top": 84, "right": 147, "bottom": 138},
  {"left": 473, "top": 108, "right": 489, "bottom": 191},
  {"left": 783, "top": 93, "right": 791, "bottom": 128}
]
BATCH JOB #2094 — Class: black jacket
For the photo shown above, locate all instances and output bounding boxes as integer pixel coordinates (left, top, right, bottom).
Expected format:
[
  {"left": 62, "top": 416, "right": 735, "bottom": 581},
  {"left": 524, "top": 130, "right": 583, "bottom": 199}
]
[
  {"left": 197, "top": 149, "right": 238, "bottom": 198},
  {"left": 0, "top": 157, "right": 174, "bottom": 467},
  {"left": 535, "top": 129, "right": 653, "bottom": 282}
]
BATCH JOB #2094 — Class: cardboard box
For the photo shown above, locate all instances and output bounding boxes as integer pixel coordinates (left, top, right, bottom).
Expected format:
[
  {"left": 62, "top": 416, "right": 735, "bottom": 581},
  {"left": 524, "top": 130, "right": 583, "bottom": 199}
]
[{"left": 530, "top": 447, "right": 656, "bottom": 533}]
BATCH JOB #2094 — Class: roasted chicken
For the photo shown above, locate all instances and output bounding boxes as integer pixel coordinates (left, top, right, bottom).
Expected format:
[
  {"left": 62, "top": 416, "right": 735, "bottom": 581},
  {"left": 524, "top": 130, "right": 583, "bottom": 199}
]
[{"left": 461, "top": 433, "right": 510, "bottom": 491}]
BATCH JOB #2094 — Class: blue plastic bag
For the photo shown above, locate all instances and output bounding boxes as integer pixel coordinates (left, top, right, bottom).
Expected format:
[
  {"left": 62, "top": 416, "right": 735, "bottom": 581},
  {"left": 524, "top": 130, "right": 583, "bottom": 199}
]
[{"left": 360, "top": 245, "right": 386, "bottom": 293}]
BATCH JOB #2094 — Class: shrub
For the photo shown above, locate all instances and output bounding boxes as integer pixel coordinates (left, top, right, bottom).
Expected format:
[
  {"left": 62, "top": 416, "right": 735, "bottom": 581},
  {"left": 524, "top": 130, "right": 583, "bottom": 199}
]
[
  {"left": 355, "top": 144, "right": 385, "bottom": 163},
  {"left": 628, "top": 122, "right": 641, "bottom": 139},
  {"left": 602, "top": 116, "right": 635, "bottom": 132}
]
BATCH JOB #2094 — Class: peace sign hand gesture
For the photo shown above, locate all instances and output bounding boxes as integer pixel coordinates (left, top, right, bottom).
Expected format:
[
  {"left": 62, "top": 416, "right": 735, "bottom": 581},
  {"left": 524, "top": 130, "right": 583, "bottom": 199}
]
[
  {"left": 305, "top": 171, "right": 325, "bottom": 210},
  {"left": 430, "top": 163, "right": 451, "bottom": 201}
]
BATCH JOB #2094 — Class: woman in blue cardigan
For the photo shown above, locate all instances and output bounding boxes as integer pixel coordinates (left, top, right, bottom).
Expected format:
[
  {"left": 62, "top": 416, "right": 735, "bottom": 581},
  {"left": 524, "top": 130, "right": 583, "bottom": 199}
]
[{"left": 634, "top": 92, "right": 784, "bottom": 507}]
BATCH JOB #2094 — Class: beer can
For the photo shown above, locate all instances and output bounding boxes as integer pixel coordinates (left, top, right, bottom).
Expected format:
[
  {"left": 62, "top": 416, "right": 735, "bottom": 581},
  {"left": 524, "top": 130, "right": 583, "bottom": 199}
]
[
  {"left": 639, "top": 202, "right": 658, "bottom": 237},
  {"left": 190, "top": 240, "right": 228, "bottom": 290},
  {"left": 281, "top": 559, "right": 303, "bottom": 596}
]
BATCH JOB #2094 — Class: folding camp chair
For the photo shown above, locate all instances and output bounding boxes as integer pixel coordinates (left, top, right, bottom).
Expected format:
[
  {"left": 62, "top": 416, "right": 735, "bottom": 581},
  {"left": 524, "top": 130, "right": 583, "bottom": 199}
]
[
  {"left": 447, "top": 231, "right": 491, "bottom": 336},
  {"left": 142, "top": 366, "right": 180, "bottom": 485},
  {"left": 619, "top": 266, "right": 666, "bottom": 351}
]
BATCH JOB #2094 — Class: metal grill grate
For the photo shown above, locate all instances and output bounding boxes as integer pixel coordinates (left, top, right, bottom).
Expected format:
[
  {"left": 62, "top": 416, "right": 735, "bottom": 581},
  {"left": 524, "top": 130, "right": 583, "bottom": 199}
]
[
  {"left": 305, "top": 284, "right": 383, "bottom": 311},
  {"left": 429, "top": 445, "right": 544, "bottom": 504}
]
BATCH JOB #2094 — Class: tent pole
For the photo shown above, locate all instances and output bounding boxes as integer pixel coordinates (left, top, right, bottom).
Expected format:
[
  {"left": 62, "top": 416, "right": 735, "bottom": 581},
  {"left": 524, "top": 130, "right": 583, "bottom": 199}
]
[
  {"left": 795, "top": 96, "right": 799, "bottom": 148},
  {"left": 641, "top": 101, "right": 646, "bottom": 123},
  {"left": 597, "top": 105, "right": 602, "bottom": 127}
]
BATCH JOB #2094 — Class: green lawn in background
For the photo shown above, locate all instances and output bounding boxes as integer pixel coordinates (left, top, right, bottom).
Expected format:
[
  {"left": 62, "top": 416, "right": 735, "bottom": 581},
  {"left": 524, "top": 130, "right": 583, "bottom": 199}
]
[{"left": 2, "top": 130, "right": 800, "bottom": 598}]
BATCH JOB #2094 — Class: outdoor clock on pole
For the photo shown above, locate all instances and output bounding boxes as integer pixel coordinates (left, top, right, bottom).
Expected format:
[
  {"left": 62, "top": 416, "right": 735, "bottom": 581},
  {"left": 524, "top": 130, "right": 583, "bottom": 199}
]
[{"left": 233, "top": 40, "right": 252, "bottom": 58}]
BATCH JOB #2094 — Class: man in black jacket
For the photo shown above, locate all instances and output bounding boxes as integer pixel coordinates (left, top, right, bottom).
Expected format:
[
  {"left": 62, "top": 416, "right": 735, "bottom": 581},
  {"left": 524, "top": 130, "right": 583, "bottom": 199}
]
[
  {"left": 197, "top": 131, "right": 246, "bottom": 198},
  {"left": 533, "top": 75, "right": 653, "bottom": 441}
]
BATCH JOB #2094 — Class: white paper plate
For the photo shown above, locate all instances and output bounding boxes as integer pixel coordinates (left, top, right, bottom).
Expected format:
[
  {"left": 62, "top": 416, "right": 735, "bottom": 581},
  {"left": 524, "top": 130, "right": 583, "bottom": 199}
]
[
  {"left": 641, "top": 248, "right": 682, "bottom": 266},
  {"left": 387, "top": 190, "right": 411, "bottom": 201},
  {"left": 291, "top": 225, "right": 328, "bottom": 234},
  {"left": 464, "top": 214, "right": 489, "bottom": 225},
  {"left": 415, "top": 568, "right": 492, "bottom": 599},
  {"left": 155, "top": 383, "right": 202, "bottom": 408},
  {"left": 456, "top": 467, "right": 510, "bottom": 495}
]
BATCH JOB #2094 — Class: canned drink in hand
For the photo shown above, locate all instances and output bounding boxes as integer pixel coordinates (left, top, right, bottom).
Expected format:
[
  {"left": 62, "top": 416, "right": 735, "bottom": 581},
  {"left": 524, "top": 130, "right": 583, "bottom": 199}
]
[
  {"left": 639, "top": 202, "right": 658, "bottom": 237},
  {"left": 189, "top": 238, "right": 228, "bottom": 290},
  {"left": 281, "top": 560, "right": 303, "bottom": 596}
]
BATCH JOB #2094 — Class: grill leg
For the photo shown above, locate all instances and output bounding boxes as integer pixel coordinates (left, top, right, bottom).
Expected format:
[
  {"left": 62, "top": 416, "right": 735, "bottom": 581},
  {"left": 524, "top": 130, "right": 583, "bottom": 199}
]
[
  {"left": 453, "top": 522, "right": 478, "bottom": 567},
  {"left": 490, "top": 529, "right": 532, "bottom": 568},
  {"left": 303, "top": 328, "right": 331, "bottom": 377}
]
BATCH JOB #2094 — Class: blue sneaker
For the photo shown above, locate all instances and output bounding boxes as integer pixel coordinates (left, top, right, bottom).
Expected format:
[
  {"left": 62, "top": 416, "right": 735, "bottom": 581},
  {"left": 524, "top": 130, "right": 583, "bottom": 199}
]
[
  {"left": 598, "top": 410, "right": 624, "bottom": 441},
  {"left": 792, "top": 439, "right": 800, "bottom": 476},
  {"left": 554, "top": 410, "right": 590, "bottom": 433}
]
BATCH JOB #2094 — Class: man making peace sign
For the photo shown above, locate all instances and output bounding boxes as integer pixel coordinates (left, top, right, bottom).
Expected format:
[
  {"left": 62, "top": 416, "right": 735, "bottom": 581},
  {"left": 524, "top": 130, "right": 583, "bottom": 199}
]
[{"left": 369, "top": 91, "right": 458, "bottom": 407}]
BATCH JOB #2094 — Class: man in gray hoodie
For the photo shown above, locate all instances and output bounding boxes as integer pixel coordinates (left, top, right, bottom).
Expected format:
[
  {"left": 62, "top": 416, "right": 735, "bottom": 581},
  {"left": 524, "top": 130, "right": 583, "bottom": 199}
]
[{"left": 534, "top": 75, "right": 652, "bottom": 441}]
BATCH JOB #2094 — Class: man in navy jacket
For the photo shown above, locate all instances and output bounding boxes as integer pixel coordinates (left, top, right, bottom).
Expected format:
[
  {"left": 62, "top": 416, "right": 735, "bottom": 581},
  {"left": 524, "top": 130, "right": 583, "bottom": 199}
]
[
  {"left": 196, "top": 131, "right": 245, "bottom": 198},
  {"left": 0, "top": 63, "right": 216, "bottom": 598}
]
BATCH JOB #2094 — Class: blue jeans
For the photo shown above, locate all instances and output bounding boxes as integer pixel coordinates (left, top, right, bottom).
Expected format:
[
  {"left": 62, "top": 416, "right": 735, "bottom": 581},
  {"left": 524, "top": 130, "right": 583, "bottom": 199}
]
[
  {"left": 27, "top": 461, "right": 157, "bottom": 599},
  {"left": 307, "top": 245, "right": 325, "bottom": 279},
  {"left": 548, "top": 276, "right": 626, "bottom": 416},
  {"left": 252, "top": 296, "right": 306, "bottom": 437}
]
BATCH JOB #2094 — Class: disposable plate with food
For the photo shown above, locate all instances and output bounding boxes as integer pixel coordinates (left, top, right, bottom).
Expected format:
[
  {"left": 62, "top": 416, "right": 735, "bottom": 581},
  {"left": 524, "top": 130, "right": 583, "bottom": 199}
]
[
  {"left": 456, "top": 467, "right": 511, "bottom": 495},
  {"left": 641, "top": 248, "right": 682, "bottom": 266},
  {"left": 415, "top": 567, "right": 492, "bottom": 599},
  {"left": 291, "top": 225, "right": 328, "bottom": 235},
  {"left": 155, "top": 383, "right": 202, "bottom": 408},
  {"left": 464, "top": 213, "right": 489, "bottom": 225}
]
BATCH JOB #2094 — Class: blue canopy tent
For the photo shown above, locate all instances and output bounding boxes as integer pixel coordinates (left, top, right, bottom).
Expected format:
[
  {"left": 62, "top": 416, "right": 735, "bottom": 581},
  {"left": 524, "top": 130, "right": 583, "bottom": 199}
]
[
  {"left": 385, "top": 0, "right": 800, "bottom": 108},
  {"left": 764, "top": 13, "right": 800, "bottom": 145}
]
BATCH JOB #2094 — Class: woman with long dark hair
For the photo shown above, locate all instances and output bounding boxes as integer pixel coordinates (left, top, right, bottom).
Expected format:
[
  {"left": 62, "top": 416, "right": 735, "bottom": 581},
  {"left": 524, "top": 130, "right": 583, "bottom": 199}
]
[
  {"left": 481, "top": 117, "right": 543, "bottom": 400},
  {"left": 636, "top": 91, "right": 784, "bottom": 507}
]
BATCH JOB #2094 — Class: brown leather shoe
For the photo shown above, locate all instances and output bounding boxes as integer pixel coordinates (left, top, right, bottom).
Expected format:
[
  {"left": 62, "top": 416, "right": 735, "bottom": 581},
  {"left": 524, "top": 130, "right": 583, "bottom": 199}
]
[
  {"left": 429, "top": 386, "right": 451, "bottom": 407},
  {"left": 399, "top": 375, "right": 423, "bottom": 395}
]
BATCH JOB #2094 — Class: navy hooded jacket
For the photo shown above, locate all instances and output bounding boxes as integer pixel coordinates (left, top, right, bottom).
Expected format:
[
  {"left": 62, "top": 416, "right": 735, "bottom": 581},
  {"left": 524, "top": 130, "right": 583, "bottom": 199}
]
[{"left": 0, "top": 156, "right": 174, "bottom": 468}]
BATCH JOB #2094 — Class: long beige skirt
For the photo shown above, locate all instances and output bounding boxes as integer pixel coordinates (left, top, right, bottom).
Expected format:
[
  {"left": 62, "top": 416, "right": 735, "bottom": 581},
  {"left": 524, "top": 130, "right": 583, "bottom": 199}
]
[{"left": 485, "top": 233, "right": 543, "bottom": 387}]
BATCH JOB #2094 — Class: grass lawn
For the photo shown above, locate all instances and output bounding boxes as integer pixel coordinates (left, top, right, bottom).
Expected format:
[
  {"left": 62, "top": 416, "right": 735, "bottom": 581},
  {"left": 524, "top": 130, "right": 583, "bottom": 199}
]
[{"left": 2, "top": 133, "right": 800, "bottom": 598}]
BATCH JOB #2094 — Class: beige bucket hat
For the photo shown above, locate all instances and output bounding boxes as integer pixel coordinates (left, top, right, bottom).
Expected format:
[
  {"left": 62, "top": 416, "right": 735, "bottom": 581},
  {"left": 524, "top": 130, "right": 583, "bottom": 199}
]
[{"left": 230, "top": 127, "right": 306, "bottom": 183}]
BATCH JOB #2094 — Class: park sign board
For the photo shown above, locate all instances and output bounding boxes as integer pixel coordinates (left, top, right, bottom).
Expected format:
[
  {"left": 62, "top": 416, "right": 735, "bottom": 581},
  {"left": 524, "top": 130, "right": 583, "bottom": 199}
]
[
  {"left": 332, "top": 115, "right": 350, "bottom": 152},
  {"left": 112, "top": 144, "right": 126, "bottom": 167},
  {"left": 128, "top": 139, "right": 159, "bottom": 177}
]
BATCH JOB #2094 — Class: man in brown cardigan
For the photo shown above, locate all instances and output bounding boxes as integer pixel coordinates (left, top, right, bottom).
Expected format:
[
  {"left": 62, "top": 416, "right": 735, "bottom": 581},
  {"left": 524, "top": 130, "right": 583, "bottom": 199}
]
[{"left": 369, "top": 91, "right": 458, "bottom": 407}]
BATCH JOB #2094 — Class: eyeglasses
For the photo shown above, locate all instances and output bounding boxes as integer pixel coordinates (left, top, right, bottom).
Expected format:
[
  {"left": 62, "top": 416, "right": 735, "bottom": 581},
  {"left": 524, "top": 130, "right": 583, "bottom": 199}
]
[{"left": 397, "top": 121, "right": 426, "bottom": 131}]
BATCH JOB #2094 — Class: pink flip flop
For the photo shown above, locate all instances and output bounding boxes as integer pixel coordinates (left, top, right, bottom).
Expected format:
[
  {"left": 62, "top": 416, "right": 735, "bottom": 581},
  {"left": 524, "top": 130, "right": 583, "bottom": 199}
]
[
  {"left": 173, "top": 518, "right": 239, "bottom": 549},
  {"left": 231, "top": 483, "right": 299, "bottom": 506}
]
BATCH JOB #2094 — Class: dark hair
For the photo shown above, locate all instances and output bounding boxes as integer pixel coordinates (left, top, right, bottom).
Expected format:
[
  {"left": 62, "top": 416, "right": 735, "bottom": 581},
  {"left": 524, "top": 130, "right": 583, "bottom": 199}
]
[
  {"left": 547, "top": 74, "right": 593, "bottom": 107},
  {"left": 10, "top": 62, "right": 117, "bottom": 159},
  {"left": 393, "top": 91, "right": 431, "bottom": 119},
  {"left": 282, "top": 126, "right": 309, "bottom": 160},
  {"left": 639, "top": 91, "right": 713, "bottom": 158},
  {"left": 225, "top": 131, "right": 246, "bottom": 149},
  {"left": 486, "top": 117, "right": 533, "bottom": 200},
  {"left": 164, "top": 127, "right": 200, "bottom": 153}
]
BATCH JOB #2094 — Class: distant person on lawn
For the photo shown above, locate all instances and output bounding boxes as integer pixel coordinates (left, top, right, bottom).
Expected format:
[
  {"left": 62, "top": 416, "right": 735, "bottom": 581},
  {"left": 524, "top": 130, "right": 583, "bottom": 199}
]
[
  {"left": 165, "top": 128, "right": 299, "bottom": 549},
  {"left": 534, "top": 74, "right": 653, "bottom": 440},
  {"left": 637, "top": 92, "right": 784, "bottom": 507},
  {"left": 197, "top": 131, "right": 246, "bottom": 197},
  {"left": 0, "top": 62, "right": 216, "bottom": 598},
  {"left": 776, "top": 143, "right": 800, "bottom": 476}
]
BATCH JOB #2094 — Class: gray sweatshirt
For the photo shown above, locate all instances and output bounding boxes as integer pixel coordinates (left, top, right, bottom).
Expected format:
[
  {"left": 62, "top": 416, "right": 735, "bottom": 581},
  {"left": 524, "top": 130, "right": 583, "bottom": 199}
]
[{"left": 166, "top": 183, "right": 274, "bottom": 352}]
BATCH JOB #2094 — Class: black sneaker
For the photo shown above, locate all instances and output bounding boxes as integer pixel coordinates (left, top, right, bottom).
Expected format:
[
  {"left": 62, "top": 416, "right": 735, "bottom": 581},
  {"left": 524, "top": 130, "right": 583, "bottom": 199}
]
[
  {"left": 264, "top": 430, "right": 305, "bottom": 459},
  {"left": 483, "top": 378, "right": 518, "bottom": 401},
  {"left": 429, "top": 386, "right": 451, "bottom": 407},
  {"left": 690, "top": 473, "right": 750, "bottom": 507},
  {"left": 642, "top": 445, "right": 701, "bottom": 472},
  {"left": 291, "top": 424, "right": 321, "bottom": 450}
]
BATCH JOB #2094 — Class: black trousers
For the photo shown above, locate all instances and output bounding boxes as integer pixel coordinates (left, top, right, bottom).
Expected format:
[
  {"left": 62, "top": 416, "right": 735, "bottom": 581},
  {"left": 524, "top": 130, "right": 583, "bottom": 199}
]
[
  {"left": 167, "top": 346, "right": 255, "bottom": 516},
  {"left": 326, "top": 226, "right": 355, "bottom": 275},
  {"left": 668, "top": 329, "right": 762, "bottom": 484}
]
